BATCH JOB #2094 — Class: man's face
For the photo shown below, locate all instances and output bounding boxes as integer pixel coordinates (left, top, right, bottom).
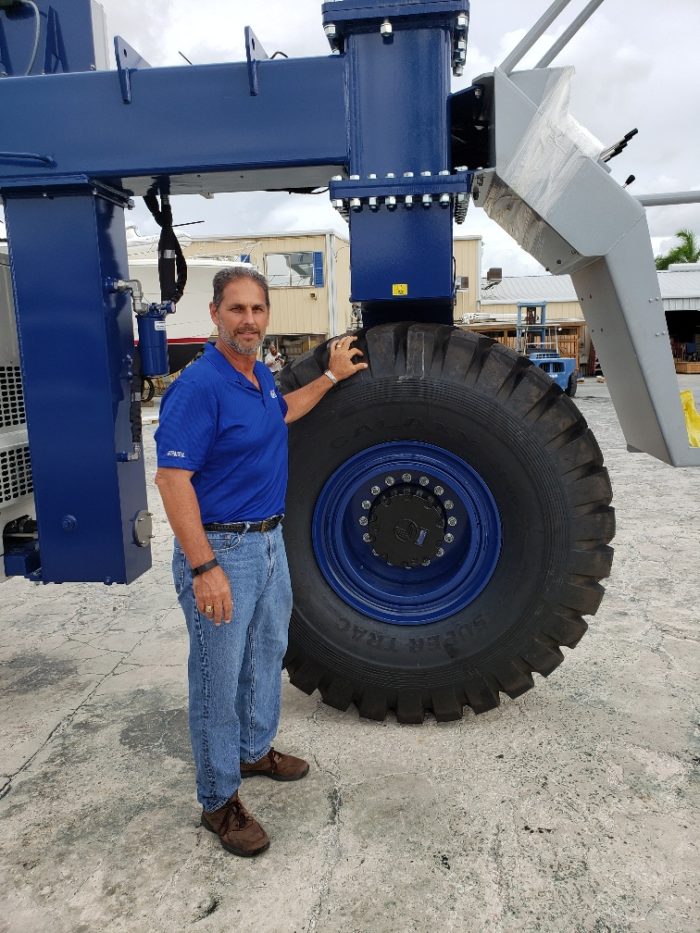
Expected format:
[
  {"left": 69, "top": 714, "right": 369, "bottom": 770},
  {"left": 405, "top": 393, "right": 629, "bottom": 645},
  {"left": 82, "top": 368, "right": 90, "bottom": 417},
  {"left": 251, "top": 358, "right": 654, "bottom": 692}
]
[{"left": 210, "top": 278, "right": 270, "bottom": 356}]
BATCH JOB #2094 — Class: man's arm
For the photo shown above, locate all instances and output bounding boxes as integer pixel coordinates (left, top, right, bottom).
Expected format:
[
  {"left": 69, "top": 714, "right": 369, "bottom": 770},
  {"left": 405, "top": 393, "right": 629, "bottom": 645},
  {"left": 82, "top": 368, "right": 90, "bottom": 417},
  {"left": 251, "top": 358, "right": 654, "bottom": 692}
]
[
  {"left": 155, "top": 468, "right": 233, "bottom": 625},
  {"left": 284, "top": 335, "right": 368, "bottom": 424}
]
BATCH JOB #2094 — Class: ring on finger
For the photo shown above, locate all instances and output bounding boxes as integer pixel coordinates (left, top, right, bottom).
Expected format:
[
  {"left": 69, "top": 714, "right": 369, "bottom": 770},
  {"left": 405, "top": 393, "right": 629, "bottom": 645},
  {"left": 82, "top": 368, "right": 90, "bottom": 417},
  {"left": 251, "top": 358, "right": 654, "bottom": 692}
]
[{"left": 205, "top": 605, "right": 214, "bottom": 614}]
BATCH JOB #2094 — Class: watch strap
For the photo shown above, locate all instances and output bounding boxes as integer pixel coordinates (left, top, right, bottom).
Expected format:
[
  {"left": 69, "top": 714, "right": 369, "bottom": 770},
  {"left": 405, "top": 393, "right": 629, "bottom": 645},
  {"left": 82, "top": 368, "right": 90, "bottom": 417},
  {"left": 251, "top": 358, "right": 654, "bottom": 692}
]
[{"left": 191, "top": 557, "right": 219, "bottom": 576}]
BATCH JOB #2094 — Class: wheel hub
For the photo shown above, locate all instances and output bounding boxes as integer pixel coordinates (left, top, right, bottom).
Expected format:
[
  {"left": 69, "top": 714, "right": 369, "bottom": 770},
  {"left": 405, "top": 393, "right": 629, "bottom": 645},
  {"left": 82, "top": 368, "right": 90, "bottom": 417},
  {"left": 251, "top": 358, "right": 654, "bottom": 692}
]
[{"left": 368, "top": 487, "right": 444, "bottom": 568}]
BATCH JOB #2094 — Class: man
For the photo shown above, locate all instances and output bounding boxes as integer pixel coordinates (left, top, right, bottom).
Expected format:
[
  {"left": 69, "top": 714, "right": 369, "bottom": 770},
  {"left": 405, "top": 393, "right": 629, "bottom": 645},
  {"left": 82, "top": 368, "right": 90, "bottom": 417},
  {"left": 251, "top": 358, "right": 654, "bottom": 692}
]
[
  {"left": 264, "top": 342, "right": 284, "bottom": 374},
  {"left": 155, "top": 267, "right": 365, "bottom": 858}
]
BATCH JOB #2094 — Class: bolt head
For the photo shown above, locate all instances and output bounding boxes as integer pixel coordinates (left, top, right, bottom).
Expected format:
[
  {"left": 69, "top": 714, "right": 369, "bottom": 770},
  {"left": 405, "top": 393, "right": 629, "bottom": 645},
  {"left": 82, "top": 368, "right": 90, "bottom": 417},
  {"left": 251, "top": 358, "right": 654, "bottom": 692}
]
[
  {"left": 437, "top": 548, "right": 445, "bottom": 558},
  {"left": 401, "top": 473, "right": 412, "bottom": 483},
  {"left": 324, "top": 23, "right": 337, "bottom": 38},
  {"left": 363, "top": 533, "right": 372, "bottom": 543},
  {"left": 385, "top": 476, "right": 396, "bottom": 486},
  {"left": 448, "top": 517, "right": 457, "bottom": 527},
  {"left": 419, "top": 476, "right": 430, "bottom": 487},
  {"left": 444, "top": 533, "right": 454, "bottom": 544},
  {"left": 444, "top": 500, "right": 454, "bottom": 510},
  {"left": 434, "top": 485, "right": 445, "bottom": 496},
  {"left": 380, "top": 19, "right": 393, "bottom": 36},
  {"left": 359, "top": 516, "right": 369, "bottom": 527},
  {"left": 371, "top": 486, "right": 381, "bottom": 496}
]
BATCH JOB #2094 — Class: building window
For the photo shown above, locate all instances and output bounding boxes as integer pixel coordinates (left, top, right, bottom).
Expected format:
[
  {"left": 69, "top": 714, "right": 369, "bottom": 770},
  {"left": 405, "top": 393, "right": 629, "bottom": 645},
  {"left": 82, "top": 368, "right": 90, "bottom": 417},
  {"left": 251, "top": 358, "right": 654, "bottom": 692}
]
[{"left": 265, "top": 251, "right": 324, "bottom": 287}]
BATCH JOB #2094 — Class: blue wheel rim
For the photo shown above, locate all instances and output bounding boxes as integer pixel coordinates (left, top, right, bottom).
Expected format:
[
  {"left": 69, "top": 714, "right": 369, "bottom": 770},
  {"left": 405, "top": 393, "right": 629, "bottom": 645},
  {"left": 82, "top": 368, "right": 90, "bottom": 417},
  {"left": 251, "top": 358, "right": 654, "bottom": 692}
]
[{"left": 312, "top": 441, "right": 502, "bottom": 625}]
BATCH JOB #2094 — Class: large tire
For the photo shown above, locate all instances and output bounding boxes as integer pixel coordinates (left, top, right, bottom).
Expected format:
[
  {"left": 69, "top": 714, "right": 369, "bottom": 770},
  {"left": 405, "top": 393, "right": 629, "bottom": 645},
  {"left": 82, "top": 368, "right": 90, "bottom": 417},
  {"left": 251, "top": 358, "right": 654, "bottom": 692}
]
[{"left": 279, "top": 323, "right": 614, "bottom": 722}]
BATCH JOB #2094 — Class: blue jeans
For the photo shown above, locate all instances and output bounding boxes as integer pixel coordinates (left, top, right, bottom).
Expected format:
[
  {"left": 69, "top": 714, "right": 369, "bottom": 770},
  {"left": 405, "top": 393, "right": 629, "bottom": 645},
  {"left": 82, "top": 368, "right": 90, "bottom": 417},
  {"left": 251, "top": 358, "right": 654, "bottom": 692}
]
[{"left": 173, "top": 525, "right": 293, "bottom": 812}]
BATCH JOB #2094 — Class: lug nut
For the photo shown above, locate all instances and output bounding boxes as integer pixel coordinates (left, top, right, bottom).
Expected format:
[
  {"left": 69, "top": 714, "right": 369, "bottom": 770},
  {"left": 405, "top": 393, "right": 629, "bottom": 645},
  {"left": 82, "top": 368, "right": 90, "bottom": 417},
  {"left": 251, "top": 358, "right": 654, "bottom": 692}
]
[
  {"left": 403, "top": 172, "right": 414, "bottom": 208},
  {"left": 385, "top": 476, "right": 395, "bottom": 486},
  {"left": 422, "top": 559, "right": 431, "bottom": 567},
  {"left": 402, "top": 473, "right": 412, "bottom": 483},
  {"left": 448, "top": 517, "right": 457, "bottom": 527},
  {"left": 363, "top": 533, "right": 372, "bottom": 543},
  {"left": 324, "top": 23, "right": 337, "bottom": 39},
  {"left": 368, "top": 173, "right": 378, "bottom": 211},
  {"left": 421, "top": 171, "right": 432, "bottom": 207},
  {"left": 371, "top": 486, "right": 381, "bottom": 496},
  {"left": 440, "top": 193, "right": 451, "bottom": 208},
  {"left": 454, "top": 64, "right": 464, "bottom": 77},
  {"left": 457, "top": 13, "right": 468, "bottom": 30},
  {"left": 359, "top": 516, "right": 369, "bottom": 527},
  {"left": 437, "top": 548, "right": 445, "bottom": 558},
  {"left": 434, "top": 485, "right": 445, "bottom": 496},
  {"left": 362, "top": 500, "right": 371, "bottom": 510},
  {"left": 444, "top": 500, "right": 454, "bottom": 510},
  {"left": 419, "top": 476, "right": 430, "bottom": 487},
  {"left": 350, "top": 198, "right": 362, "bottom": 211},
  {"left": 380, "top": 19, "right": 393, "bottom": 37},
  {"left": 444, "top": 533, "right": 454, "bottom": 544}
]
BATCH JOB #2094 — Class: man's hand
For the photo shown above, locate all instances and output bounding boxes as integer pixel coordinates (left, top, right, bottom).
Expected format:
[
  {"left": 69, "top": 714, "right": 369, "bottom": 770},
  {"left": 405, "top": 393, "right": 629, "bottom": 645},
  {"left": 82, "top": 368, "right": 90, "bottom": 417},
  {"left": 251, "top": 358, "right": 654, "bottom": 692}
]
[
  {"left": 283, "top": 335, "right": 368, "bottom": 423},
  {"left": 193, "top": 566, "right": 233, "bottom": 626},
  {"left": 327, "top": 335, "right": 368, "bottom": 382}
]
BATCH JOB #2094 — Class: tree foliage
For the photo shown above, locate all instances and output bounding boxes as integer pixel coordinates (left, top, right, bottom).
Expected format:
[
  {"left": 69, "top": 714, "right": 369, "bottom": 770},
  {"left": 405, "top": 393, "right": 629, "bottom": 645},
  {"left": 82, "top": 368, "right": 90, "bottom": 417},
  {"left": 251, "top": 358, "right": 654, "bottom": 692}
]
[{"left": 655, "top": 229, "right": 700, "bottom": 270}]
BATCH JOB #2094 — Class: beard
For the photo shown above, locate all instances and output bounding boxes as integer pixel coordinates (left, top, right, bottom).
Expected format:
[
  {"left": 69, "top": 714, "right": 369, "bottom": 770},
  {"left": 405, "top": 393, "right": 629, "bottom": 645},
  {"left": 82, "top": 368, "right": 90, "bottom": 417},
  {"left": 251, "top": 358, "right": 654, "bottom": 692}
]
[{"left": 218, "top": 324, "right": 263, "bottom": 356}]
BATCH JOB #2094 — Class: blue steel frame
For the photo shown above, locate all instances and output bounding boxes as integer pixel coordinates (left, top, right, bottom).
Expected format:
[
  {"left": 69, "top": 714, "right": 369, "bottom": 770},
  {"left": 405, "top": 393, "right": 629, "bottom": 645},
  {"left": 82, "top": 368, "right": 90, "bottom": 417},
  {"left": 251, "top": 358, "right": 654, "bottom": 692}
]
[{"left": 0, "top": 0, "right": 470, "bottom": 584}]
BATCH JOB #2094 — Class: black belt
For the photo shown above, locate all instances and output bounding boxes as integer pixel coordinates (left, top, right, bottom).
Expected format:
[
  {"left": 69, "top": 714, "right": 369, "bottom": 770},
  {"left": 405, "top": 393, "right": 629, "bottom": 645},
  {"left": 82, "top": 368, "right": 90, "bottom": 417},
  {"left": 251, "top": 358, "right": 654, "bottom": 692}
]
[{"left": 203, "top": 514, "right": 284, "bottom": 534}]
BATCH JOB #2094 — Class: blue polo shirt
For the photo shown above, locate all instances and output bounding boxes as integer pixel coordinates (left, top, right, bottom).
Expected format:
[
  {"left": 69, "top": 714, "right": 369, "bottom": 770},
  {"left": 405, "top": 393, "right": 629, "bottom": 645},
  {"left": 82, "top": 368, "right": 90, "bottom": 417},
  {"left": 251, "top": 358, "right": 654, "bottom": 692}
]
[{"left": 155, "top": 343, "right": 289, "bottom": 523}]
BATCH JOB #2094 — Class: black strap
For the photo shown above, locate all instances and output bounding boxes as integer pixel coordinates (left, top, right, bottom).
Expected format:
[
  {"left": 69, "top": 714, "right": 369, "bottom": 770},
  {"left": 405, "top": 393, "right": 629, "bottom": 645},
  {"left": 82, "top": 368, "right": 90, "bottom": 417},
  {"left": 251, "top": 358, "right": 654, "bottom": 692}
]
[
  {"left": 191, "top": 557, "right": 219, "bottom": 577},
  {"left": 143, "top": 191, "right": 188, "bottom": 304}
]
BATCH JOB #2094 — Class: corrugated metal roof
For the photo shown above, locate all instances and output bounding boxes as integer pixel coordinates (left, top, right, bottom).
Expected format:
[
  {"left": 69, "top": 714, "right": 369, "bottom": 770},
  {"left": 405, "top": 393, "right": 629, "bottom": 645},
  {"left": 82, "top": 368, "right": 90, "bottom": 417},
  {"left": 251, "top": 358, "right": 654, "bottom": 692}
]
[
  {"left": 657, "top": 269, "right": 700, "bottom": 300},
  {"left": 481, "top": 270, "right": 700, "bottom": 307},
  {"left": 481, "top": 275, "right": 578, "bottom": 304}
]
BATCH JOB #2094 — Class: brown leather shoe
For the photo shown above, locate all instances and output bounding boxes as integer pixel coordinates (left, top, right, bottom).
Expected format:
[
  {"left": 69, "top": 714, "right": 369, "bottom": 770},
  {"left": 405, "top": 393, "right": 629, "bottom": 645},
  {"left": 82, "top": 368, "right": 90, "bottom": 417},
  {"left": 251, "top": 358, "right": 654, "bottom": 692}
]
[
  {"left": 241, "top": 747, "right": 310, "bottom": 782},
  {"left": 201, "top": 792, "right": 270, "bottom": 857}
]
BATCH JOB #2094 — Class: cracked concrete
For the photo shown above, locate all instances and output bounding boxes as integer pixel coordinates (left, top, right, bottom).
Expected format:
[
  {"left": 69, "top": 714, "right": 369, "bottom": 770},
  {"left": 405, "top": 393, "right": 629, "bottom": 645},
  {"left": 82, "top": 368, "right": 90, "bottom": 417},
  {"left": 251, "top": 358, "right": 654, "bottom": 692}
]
[{"left": 0, "top": 377, "right": 699, "bottom": 933}]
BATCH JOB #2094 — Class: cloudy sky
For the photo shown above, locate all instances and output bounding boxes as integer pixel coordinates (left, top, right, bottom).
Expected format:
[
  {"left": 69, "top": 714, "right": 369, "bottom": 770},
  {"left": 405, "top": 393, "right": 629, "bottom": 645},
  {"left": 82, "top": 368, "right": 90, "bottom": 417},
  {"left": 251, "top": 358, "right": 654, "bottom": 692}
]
[{"left": 6, "top": 0, "right": 700, "bottom": 274}]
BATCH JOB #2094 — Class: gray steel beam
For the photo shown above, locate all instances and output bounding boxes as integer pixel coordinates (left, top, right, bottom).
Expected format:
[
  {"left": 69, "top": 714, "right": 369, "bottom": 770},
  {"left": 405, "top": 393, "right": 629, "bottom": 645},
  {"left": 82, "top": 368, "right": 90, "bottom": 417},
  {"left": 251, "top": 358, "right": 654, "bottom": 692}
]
[
  {"left": 536, "top": 0, "right": 606, "bottom": 68},
  {"left": 637, "top": 191, "right": 700, "bottom": 207},
  {"left": 500, "top": 0, "right": 575, "bottom": 74}
]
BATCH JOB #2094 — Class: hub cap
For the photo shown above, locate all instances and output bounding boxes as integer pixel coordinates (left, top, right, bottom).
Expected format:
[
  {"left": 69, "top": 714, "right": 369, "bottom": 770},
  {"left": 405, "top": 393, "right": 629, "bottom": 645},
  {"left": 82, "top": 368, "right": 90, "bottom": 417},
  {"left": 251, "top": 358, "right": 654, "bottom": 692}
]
[{"left": 312, "top": 441, "right": 502, "bottom": 625}]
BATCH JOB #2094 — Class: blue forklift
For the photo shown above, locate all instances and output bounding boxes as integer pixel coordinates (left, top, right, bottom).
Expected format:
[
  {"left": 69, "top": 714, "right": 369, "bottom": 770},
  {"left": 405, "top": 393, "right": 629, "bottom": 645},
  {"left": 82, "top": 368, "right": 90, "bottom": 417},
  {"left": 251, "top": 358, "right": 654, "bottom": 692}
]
[{"left": 516, "top": 302, "right": 579, "bottom": 397}]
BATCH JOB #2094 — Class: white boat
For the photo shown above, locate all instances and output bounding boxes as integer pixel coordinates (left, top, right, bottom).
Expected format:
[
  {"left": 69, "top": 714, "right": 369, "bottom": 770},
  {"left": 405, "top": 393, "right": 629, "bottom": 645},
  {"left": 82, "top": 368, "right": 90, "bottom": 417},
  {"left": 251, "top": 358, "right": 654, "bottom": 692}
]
[{"left": 128, "top": 253, "right": 254, "bottom": 373}]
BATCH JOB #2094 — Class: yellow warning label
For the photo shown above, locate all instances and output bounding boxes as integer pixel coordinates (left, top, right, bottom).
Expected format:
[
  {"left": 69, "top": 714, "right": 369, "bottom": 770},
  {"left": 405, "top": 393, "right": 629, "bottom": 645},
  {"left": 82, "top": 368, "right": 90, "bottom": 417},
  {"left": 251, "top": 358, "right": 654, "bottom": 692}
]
[{"left": 392, "top": 284, "right": 409, "bottom": 297}]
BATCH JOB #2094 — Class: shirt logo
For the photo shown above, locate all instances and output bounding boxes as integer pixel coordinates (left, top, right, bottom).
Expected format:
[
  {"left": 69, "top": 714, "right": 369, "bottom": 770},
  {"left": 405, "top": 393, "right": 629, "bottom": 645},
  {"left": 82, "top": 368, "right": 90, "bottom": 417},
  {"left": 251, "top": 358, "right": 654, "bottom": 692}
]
[
  {"left": 167, "top": 450, "right": 186, "bottom": 458},
  {"left": 270, "top": 390, "right": 277, "bottom": 399}
]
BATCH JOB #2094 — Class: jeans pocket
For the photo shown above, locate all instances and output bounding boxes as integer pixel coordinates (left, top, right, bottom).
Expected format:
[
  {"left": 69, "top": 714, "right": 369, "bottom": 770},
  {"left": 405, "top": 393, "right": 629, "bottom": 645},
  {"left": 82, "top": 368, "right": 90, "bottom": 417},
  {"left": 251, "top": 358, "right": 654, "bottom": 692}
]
[{"left": 208, "top": 531, "right": 244, "bottom": 552}]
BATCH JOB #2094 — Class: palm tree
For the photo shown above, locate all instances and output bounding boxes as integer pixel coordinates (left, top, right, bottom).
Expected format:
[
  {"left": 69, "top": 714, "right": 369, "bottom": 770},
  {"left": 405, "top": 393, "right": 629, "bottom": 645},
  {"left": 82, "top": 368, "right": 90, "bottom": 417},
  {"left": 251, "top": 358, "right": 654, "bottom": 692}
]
[{"left": 655, "top": 229, "right": 700, "bottom": 270}]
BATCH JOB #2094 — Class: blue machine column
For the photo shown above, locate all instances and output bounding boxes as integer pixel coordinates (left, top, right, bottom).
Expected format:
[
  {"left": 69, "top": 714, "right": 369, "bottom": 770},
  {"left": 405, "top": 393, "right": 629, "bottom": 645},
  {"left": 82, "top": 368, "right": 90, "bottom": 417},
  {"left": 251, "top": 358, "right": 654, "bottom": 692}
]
[
  {"left": 323, "top": 0, "right": 471, "bottom": 325},
  {"left": 3, "top": 181, "right": 151, "bottom": 584}
]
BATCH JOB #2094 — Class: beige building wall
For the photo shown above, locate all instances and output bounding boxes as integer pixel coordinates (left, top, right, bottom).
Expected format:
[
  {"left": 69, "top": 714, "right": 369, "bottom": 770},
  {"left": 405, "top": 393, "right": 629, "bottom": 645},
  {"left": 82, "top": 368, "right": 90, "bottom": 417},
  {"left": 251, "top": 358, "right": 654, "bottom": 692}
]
[
  {"left": 174, "top": 230, "right": 483, "bottom": 336},
  {"left": 180, "top": 232, "right": 351, "bottom": 339}
]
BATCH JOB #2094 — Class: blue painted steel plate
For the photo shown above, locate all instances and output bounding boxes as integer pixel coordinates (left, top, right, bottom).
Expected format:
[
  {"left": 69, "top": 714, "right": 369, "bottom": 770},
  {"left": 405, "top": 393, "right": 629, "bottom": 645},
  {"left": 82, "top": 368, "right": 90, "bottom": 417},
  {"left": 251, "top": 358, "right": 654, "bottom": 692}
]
[{"left": 312, "top": 441, "right": 502, "bottom": 624}]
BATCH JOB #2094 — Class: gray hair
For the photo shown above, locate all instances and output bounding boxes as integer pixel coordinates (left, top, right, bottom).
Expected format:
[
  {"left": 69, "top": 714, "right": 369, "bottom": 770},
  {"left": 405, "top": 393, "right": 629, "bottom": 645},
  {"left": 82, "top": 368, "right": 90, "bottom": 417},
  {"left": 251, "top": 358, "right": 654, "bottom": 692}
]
[{"left": 212, "top": 266, "right": 270, "bottom": 309}]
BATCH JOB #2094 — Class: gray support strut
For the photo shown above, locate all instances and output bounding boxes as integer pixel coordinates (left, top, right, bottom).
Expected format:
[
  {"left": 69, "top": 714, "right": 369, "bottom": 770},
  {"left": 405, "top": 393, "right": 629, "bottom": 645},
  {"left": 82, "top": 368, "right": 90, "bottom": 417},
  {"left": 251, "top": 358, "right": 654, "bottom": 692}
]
[{"left": 480, "top": 65, "right": 699, "bottom": 467}]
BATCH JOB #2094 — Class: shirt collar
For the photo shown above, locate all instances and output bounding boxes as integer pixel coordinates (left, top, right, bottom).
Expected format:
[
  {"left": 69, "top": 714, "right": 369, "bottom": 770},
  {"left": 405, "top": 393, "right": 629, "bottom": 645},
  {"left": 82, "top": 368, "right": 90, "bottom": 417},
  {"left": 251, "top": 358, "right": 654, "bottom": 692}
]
[{"left": 203, "top": 342, "right": 263, "bottom": 390}]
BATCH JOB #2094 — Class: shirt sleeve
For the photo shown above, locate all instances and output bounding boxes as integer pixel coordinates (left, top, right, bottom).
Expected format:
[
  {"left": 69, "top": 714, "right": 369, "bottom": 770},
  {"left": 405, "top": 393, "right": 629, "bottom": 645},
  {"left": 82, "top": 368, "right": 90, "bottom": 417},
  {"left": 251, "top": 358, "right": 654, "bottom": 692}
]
[{"left": 155, "top": 378, "right": 217, "bottom": 471}]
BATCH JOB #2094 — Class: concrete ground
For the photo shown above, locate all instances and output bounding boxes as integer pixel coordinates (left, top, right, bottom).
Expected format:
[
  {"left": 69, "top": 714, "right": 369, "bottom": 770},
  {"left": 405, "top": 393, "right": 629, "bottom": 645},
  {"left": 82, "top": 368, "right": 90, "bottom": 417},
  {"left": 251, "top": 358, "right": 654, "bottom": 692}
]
[{"left": 1, "top": 377, "right": 699, "bottom": 933}]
